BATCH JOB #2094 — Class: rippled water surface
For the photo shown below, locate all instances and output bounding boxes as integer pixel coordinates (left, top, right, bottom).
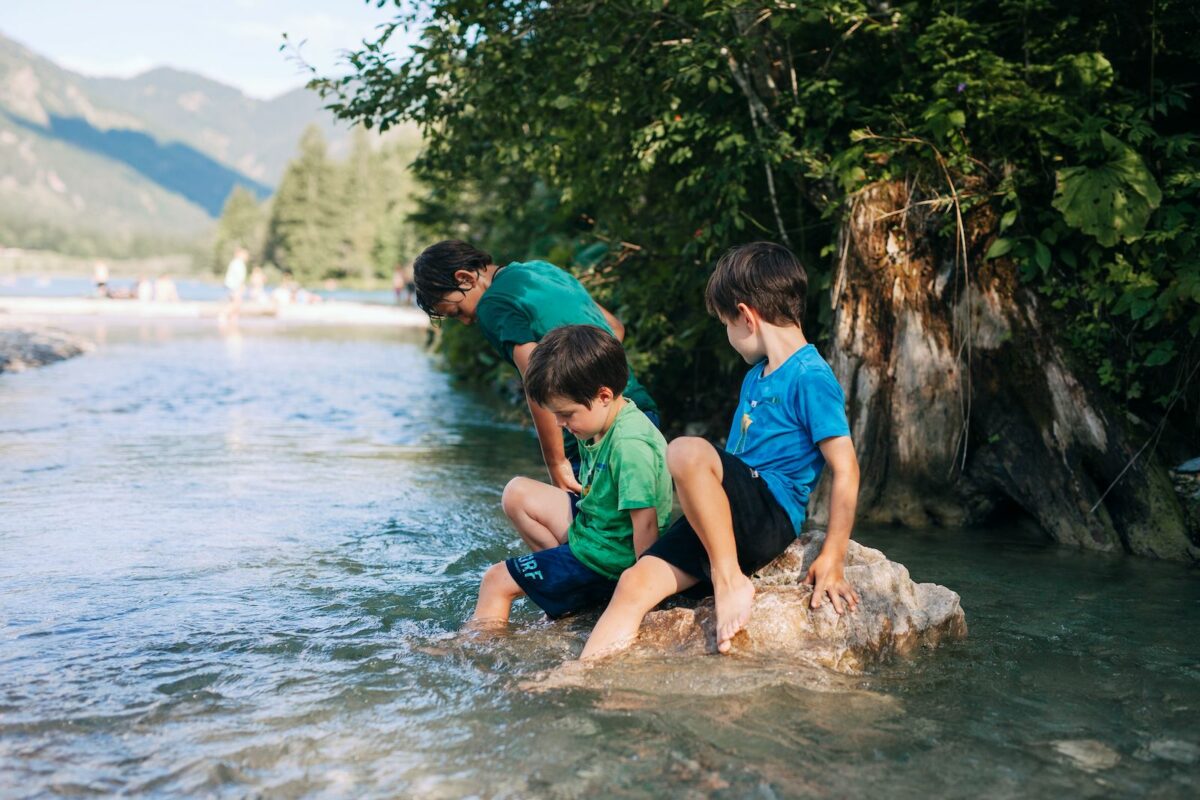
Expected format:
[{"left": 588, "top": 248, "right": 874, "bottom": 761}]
[{"left": 2, "top": 320, "right": 1198, "bottom": 798}]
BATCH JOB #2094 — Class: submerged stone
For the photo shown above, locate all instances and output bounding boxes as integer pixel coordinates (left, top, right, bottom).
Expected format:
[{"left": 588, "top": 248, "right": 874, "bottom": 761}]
[
  {"left": 0, "top": 326, "right": 91, "bottom": 373},
  {"left": 533, "top": 532, "right": 966, "bottom": 691}
]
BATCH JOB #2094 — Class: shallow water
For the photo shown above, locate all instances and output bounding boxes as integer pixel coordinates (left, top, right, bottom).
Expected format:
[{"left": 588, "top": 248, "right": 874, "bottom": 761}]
[{"left": 1, "top": 320, "right": 1197, "bottom": 798}]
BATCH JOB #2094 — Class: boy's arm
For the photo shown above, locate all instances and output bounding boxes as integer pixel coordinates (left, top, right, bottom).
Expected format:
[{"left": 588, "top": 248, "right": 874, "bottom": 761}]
[
  {"left": 596, "top": 303, "right": 626, "bottom": 342},
  {"left": 804, "top": 436, "right": 861, "bottom": 614},
  {"left": 512, "top": 342, "right": 583, "bottom": 493},
  {"left": 629, "top": 507, "right": 659, "bottom": 557}
]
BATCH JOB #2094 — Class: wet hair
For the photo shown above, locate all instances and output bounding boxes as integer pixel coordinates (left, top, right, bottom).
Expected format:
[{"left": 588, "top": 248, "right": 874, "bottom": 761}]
[
  {"left": 412, "top": 240, "right": 494, "bottom": 317},
  {"left": 704, "top": 241, "right": 808, "bottom": 326},
  {"left": 524, "top": 325, "right": 628, "bottom": 409}
]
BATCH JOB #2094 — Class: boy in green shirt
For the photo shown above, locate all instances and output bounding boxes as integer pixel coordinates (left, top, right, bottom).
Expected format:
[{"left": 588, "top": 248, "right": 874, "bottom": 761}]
[
  {"left": 413, "top": 240, "right": 660, "bottom": 494},
  {"left": 470, "top": 325, "right": 672, "bottom": 623}
]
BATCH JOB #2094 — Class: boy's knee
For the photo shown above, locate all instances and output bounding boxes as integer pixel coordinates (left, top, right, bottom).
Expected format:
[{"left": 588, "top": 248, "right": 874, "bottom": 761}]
[
  {"left": 501, "top": 477, "right": 531, "bottom": 516},
  {"left": 480, "top": 562, "right": 518, "bottom": 597},
  {"left": 612, "top": 559, "right": 661, "bottom": 604},
  {"left": 667, "top": 436, "right": 717, "bottom": 477}
]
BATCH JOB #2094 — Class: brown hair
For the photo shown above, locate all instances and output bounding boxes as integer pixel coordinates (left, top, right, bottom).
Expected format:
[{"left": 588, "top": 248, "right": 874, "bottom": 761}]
[
  {"left": 705, "top": 241, "right": 808, "bottom": 326},
  {"left": 524, "top": 325, "right": 628, "bottom": 408}
]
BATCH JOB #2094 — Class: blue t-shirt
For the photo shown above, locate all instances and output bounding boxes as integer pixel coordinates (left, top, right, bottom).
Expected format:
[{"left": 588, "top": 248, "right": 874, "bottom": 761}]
[{"left": 725, "top": 344, "right": 851, "bottom": 532}]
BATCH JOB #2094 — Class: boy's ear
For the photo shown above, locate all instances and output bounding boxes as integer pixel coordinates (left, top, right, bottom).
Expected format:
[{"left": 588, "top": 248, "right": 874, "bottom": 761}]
[
  {"left": 736, "top": 302, "right": 758, "bottom": 329},
  {"left": 595, "top": 386, "right": 616, "bottom": 406},
  {"left": 452, "top": 268, "right": 477, "bottom": 290}
]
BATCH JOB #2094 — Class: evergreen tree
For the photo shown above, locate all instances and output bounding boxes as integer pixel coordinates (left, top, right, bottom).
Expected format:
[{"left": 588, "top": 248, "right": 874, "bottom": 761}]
[
  {"left": 212, "top": 185, "right": 264, "bottom": 274},
  {"left": 340, "top": 126, "right": 387, "bottom": 282},
  {"left": 264, "top": 125, "right": 342, "bottom": 282}
]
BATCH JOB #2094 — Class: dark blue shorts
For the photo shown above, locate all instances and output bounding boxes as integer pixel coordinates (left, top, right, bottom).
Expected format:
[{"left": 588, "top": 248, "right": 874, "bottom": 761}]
[{"left": 505, "top": 544, "right": 618, "bottom": 619}]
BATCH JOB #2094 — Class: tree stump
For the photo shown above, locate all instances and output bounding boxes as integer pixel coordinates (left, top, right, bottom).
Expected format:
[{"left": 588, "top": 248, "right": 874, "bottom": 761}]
[{"left": 816, "top": 180, "right": 1196, "bottom": 561}]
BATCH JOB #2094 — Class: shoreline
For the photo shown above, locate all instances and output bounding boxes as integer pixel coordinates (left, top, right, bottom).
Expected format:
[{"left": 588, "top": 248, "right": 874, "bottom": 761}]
[{"left": 0, "top": 296, "right": 430, "bottom": 327}]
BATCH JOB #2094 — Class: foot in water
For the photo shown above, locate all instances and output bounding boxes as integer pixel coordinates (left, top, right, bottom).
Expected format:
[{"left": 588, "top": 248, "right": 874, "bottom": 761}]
[{"left": 713, "top": 573, "right": 755, "bottom": 654}]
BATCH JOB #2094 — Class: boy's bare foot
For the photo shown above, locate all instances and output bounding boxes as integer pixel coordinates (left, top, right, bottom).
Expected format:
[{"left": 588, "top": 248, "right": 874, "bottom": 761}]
[{"left": 713, "top": 573, "right": 755, "bottom": 654}]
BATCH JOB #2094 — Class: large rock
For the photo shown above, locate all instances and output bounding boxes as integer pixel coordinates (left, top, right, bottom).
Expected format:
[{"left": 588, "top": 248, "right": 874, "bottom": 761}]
[
  {"left": 631, "top": 532, "right": 966, "bottom": 671},
  {"left": 531, "top": 532, "right": 966, "bottom": 693},
  {"left": 0, "top": 326, "right": 91, "bottom": 373}
]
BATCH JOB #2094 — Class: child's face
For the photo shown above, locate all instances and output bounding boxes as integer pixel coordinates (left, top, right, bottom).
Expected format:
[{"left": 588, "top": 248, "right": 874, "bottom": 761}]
[
  {"left": 541, "top": 390, "right": 616, "bottom": 441},
  {"left": 432, "top": 272, "right": 485, "bottom": 324},
  {"left": 723, "top": 305, "right": 764, "bottom": 364}
]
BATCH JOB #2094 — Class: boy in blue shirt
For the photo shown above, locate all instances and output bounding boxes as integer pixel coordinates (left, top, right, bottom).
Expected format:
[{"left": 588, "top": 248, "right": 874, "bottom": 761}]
[{"left": 580, "top": 242, "right": 861, "bottom": 659}]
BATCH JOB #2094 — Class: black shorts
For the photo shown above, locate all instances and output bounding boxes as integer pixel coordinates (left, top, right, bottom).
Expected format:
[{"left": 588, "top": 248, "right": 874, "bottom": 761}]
[{"left": 642, "top": 448, "right": 795, "bottom": 584}]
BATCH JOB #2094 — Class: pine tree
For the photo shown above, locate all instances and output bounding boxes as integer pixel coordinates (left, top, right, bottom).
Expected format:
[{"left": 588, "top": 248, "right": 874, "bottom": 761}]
[
  {"left": 264, "top": 125, "right": 342, "bottom": 282},
  {"left": 212, "top": 186, "right": 264, "bottom": 274}
]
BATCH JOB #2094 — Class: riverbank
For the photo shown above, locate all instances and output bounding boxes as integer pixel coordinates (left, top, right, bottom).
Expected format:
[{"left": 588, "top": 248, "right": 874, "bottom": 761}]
[
  {"left": 0, "top": 296, "right": 429, "bottom": 327},
  {"left": 0, "top": 325, "right": 92, "bottom": 373}
]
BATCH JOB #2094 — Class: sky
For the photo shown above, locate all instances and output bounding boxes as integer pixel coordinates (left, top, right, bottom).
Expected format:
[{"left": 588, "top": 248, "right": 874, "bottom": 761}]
[{"left": 2, "top": 0, "right": 420, "bottom": 99}]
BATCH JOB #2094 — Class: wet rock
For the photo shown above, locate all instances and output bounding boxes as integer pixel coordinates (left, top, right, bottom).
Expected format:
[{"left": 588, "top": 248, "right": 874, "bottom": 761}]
[
  {"left": 0, "top": 326, "right": 91, "bottom": 373},
  {"left": 1169, "top": 459, "right": 1200, "bottom": 547},
  {"left": 534, "top": 532, "right": 965, "bottom": 691},
  {"left": 1136, "top": 739, "right": 1200, "bottom": 765},
  {"left": 1051, "top": 739, "right": 1121, "bottom": 771}
]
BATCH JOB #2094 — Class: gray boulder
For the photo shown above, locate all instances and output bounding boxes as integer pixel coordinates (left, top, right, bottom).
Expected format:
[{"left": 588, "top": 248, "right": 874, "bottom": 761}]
[{"left": 0, "top": 326, "right": 91, "bottom": 373}]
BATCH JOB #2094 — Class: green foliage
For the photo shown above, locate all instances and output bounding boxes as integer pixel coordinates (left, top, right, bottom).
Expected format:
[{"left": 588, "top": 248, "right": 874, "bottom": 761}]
[
  {"left": 319, "top": 0, "right": 1200, "bottom": 429},
  {"left": 212, "top": 186, "right": 266, "bottom": 274},
  {"left": 1053, "top": 133, "right": 1162, "bottom": 247},
  {"left": 257, "top": 124, "right": 422, "bottom": 285}
]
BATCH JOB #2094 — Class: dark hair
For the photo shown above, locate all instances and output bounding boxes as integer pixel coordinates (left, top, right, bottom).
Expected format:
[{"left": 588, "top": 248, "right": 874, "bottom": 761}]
[
  {"left": 704, "top": 241, "right": 808, "bottom": 326},
  {"left": 412, "top": 240, "right": 494, "bottom": 316},
  {"left": 524, "top": 325, "right": 628, "bottom": 408}
]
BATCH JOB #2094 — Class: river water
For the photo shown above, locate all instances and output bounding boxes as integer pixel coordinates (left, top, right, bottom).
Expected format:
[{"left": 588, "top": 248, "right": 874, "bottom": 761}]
[{"left": 1, "top": 320, "right": 1197, "bottom": 798}]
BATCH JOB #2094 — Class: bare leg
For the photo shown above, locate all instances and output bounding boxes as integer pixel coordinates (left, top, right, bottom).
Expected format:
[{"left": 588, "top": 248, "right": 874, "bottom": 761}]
[
  {"left": 502, "top": 477, "right": 573, "bottom": 551},
  {"left": 580, "top": 556, "right": 696, "bottom": 660},
  {"left": 668, "top": 437, "right": 755, "bottom": 654},
  {"left": 469, "top": 562, "right": 525, "bottom": 625}
]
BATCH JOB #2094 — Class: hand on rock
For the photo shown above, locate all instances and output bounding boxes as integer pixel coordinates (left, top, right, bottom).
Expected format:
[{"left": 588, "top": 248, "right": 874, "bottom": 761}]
[{"left": 804, "top": 553, "right": 860, "bottom": 614}]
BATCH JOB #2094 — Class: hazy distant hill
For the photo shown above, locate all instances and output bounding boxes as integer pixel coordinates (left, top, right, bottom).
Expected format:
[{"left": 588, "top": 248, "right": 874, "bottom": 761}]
[
  {"left": 84, "top": 68, "right": 355, "bottom": 186},
  {"left": 0, "top": 31, "right": 354, "bottom": 257}
]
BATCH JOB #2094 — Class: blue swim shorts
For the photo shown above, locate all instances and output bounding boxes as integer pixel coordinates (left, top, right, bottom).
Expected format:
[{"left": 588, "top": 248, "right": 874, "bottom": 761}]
[{"left": 505, "top": 544, "right": 618, "bottom": 619}]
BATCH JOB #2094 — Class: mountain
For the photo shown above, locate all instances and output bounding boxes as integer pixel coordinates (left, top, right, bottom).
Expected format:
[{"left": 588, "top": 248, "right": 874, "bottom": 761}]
[
  {"left": 84, "top": 68, "right": 355, "bottom": 186},
  {"left": 0, "top": 31, "right": 355, "bottom": 257}
]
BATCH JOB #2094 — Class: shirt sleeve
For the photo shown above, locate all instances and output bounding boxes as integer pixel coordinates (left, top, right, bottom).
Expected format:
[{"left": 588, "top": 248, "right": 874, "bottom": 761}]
[
  {"left": 797, "top": 367, "right": 851, "bottom": 444},
  {"left": 476, "top": 294, "right": 537, "bottom": 364},
  {"left": 610, "top": 438, "right": 664, "bottom": 511}
]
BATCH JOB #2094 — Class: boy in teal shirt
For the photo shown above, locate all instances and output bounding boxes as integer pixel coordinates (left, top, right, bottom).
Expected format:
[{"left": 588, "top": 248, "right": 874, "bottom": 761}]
[
  {"left": 470, "top": 325, "right": 672, "bottom": 622},
  {"left": 413, "top": 240, "right": 659, "bottom": 494}
]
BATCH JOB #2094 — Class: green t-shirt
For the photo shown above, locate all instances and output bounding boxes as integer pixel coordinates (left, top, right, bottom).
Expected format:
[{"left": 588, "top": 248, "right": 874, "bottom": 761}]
[
  {"left": 567, "top": 400, "right": 673, "bottom": 580},
  {"left": 475, "top": 260, "right": 659, "bottom": 418}
]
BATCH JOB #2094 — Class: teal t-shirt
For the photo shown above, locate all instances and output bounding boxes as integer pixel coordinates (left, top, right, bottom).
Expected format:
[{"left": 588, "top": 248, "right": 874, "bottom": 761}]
[
  {"left": 567, "top": 400, "right": 673, "bottom": 580},
  {"left": 474, "top": 260, "right": 659, "bottom": 418}
]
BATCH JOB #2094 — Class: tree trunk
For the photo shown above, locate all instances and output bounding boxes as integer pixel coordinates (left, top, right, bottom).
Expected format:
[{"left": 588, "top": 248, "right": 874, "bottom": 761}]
[{"left": 814, "top": 180, "right": 1197, "bottom": 562}]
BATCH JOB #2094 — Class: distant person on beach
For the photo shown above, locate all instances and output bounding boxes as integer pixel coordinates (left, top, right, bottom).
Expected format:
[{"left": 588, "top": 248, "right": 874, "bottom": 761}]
[
  {"left": 468, "top": 325, "right": 671, "bottom": 626},
  {"left": 154, "top": 275, "right": 179, "bottom": 303},
  {"left": 412, "top": 240, "right": 659, "bottom": 492},
  {"left": 135, "top": 275, "right": 153, "bottom": 303},
  {"left": 222, "top": 247, "right": 248, "bottom": 324},
  {"left": 577, "top": 242, "right": 861, "bottom": 660},
  {"left": 248, "top": 266, "right": 267, "bottom": 305},
  {"left": 393, "top": 263, "right": 415, "bottom": 304},
  {"left": 92, "top": 261, "right": 109, "bottom": 297}
]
